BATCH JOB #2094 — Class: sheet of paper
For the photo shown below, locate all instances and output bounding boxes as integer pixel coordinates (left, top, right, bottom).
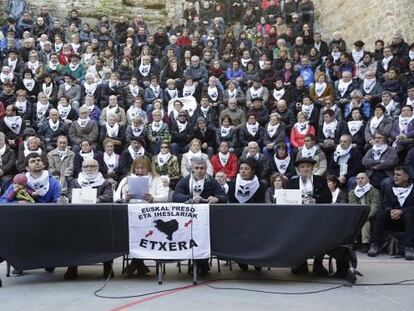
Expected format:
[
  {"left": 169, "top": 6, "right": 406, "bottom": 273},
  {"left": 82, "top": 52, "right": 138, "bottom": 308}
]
[
  {"left": 71, "top": 188, "right": 97, "bottom": 204},
  {"left": 128, "top": 176, "right": 150, "bottom": 200},
  {"left": 274, "top": 189, "right": 302, "bottom": 205}
]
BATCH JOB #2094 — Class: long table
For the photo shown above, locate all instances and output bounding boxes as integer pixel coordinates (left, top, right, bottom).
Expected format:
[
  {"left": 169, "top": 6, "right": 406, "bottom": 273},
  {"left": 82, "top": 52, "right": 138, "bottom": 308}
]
[{"left": 0, "top": 204, "right": 368, "bottom": 271}]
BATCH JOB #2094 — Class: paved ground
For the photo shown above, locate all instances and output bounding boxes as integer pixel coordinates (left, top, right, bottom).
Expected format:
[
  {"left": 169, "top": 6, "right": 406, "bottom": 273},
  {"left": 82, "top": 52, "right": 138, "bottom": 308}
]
[{"left": 0, "top": 253, "right": 413, "bottom": 311}]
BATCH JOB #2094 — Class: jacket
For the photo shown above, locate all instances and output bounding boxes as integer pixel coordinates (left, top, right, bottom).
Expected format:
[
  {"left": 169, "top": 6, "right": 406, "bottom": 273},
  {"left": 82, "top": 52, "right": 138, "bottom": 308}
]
[
  {"left": 47, "top": 148, "right": 75, "bottom": 177},
  {"left": 285, "top": 175, "right": 332, "bottom": 204}
]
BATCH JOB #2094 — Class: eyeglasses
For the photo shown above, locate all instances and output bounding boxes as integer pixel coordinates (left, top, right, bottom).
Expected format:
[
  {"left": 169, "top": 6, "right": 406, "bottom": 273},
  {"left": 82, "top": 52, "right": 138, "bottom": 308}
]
[
  {"left": 82, "top": 165, "right": 98, "bottom": 169},
  {"left": 161, "top": 146, "right": 169, "bottom": 149},
  {"left": 178, "top": 115, "right": 186, "bottom": 117}
]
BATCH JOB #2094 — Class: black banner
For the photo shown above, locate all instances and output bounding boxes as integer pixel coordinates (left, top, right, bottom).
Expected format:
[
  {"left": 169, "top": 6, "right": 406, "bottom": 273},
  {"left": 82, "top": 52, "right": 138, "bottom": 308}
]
[{"left": 0, "top": 204, "right": 368, "bottom": 270}]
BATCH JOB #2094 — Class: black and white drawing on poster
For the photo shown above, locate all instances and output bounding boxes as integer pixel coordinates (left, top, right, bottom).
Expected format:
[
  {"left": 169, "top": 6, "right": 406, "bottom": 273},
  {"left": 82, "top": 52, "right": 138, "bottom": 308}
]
[{"left": 128, "top": 203, "right": 210, "bottom": 260}]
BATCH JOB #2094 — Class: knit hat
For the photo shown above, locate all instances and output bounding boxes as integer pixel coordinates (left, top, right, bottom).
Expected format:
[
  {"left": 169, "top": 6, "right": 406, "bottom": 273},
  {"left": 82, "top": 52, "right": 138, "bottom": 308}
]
[{"left": 13, "top": 173, "right": 28, "bottom": 186}]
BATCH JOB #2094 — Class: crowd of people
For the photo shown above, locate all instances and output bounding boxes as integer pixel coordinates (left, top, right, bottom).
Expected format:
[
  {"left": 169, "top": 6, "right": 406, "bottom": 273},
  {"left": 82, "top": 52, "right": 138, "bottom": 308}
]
[{"left": 0, "top": 0, "right": 413, "bottom": 279}]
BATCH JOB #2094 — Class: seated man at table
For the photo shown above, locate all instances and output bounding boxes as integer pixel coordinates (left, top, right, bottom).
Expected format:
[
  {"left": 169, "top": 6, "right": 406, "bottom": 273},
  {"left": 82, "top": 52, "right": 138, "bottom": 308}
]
[
  {"left": 368, "top": 166, "right": 414, "bottom": 260},
  {"left": 65, "top": 158, "right": 114, "bottom": 280},
  {"left": 285, "top": 157, "right": 332, "bottom": 276},
  {"left": 173, "top": 156, "right": 228, "bottom": 275}
]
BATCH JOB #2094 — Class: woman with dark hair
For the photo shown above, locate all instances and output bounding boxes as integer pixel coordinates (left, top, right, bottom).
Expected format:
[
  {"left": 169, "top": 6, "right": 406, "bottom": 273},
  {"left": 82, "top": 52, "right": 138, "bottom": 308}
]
[
  {"left": 269, "top": 142, "right": 295, "bottom": 178},
  {"left": 265, "top": 173, "right": 288, "bottom": 203},
  {"left": 152, "top": 141, "right": 180, "bottom": 189},
  {"left": 326, "top": 175, "right": 348, "bottom": 203},
  {"left": 215, "top": 114, "right": 238, "bottom": 153},
  {"left": 16, "top": 69, "right": 41, "bottom": 103}
]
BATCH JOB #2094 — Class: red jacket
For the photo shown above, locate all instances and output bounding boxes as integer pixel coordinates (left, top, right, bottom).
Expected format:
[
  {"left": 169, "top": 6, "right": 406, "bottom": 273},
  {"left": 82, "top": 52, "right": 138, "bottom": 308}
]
[
  {"left": 210, "top": 153, "right": 238, "bottom": 180},
  {"left": 290, "top": 123, "right": 316, "bottom": 149}
]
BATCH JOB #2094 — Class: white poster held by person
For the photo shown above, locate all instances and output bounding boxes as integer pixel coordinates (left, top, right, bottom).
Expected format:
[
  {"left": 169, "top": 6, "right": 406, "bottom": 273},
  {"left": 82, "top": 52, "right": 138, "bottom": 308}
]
[{"left": 128, "top": 203, "right": 210, "bottom": 260}]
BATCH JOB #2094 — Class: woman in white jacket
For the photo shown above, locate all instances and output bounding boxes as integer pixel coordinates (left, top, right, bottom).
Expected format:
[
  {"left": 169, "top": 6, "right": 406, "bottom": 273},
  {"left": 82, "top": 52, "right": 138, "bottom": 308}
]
[
  {"left": 180, "top": 138, "right": 213, "bottom": 177},
  {"left": 114, "top": 155, "right": 169, "bottom": 203}
]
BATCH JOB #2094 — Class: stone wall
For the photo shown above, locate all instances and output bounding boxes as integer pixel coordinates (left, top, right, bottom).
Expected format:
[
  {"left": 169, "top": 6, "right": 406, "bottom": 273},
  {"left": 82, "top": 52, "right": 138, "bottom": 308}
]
[{"left": 313, "top": 0, "right": 414, "bottom": 49}]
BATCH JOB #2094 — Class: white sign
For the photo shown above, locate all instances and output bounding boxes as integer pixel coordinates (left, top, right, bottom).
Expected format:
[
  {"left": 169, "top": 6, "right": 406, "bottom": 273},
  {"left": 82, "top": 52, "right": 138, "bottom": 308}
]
[
  {"left": 274, "top": 189, "right": 302, "bottom": 205},
  {"left": 128, "top": 203, "right": 210, "bottom": 260},
  {"left": 71, "top": 188, "right": 97, "bottom": 203}
]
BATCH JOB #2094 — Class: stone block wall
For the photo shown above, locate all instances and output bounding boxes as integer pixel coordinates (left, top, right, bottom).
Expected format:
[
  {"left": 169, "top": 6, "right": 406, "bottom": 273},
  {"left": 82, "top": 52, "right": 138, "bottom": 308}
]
[{"left": 313, "top": 0, "right": 414, "bottom": 49}]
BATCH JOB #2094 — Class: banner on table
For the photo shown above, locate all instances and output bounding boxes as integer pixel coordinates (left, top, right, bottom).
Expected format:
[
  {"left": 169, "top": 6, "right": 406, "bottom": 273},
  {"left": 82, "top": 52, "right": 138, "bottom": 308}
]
[{"left": 128, "top": 203, "right": 210, "bottom": 260}]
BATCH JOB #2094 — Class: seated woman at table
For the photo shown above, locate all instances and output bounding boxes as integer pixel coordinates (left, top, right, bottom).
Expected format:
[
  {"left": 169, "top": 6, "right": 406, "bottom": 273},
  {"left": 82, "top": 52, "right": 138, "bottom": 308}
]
[
  {"left": 265, "top": 173, "right": 288, "bottom": 204},
  {"left": 114, "top": 155, "right": 169, "bottom": 276},
  {"left": 327, "top": 175, "right": 348, "bottom": 204},
  {"left": 227, "top": 158, "right": 266, "bottom": 272},
  {"left": 65, "top": 158, "right": 114, "bottom": 280}
]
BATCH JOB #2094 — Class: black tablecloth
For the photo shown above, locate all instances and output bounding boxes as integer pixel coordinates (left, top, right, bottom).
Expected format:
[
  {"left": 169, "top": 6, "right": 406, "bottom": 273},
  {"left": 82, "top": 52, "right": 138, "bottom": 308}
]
[{"left": 0, "top": 204, "right": 368, "bottom": 270}]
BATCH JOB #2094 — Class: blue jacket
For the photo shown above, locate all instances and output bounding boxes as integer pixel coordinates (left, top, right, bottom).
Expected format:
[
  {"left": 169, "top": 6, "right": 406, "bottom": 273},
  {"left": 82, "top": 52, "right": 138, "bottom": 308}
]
[{"left": 0, "top": 176, "right": 61, "bottom": 203}]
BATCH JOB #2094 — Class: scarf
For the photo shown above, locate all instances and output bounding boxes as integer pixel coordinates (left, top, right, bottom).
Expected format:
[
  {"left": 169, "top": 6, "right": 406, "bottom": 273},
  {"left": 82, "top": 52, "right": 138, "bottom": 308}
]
[
  {"left": 48, "top": 60, "right": 58, "bottom": 71},
  {"left": 157, "top": 152, "right": 171, "bottom": 167},
  {"left": 219, "top": 152, "right": 230, "bottom": 167},
  {"left": 392, "top": 184, "right": 413, "bottom": 207},
  {"left": 71, "top": 43, "right": 80, "bottom": 52},
  {"left": 381, "top": 55, "right": 393, "bottom": 71},
  {"left": 26, "top": 170, "right": 50, "bottom": 196},
  {"left": 151, "top": 120, "right": 164, "bottom": 132},
  {"left": 0, "top": 71, "right": 13, "bottom": 82},
  {"left": 36, "top": 102, "right": 49, "bottom": 120},
  {"left": 28, "top": 60, "right": 40, "bottom": 74},
  {"left": 64, "top": 83, "right": 72, "bottom": 92},
  {"left": 49, "top": 119, "right": 60, "bottom": 131},
  {"left": 178, "top": 121, "right": 187, "bottom": 133},
  {"left": 315, "top": 82, "right": 327, "bottom": 97},
  {"left": 302, "top": 145, "right": 316, "bottom": 158},
  {"left": 208, "top": 86, "right": 219, "bottom": 101},
  {"left": 84, "top": 82, "right": 98, "bottom": 95},
  {"left": 69, "top": 63, "right": 80, "bottom": 72},
  {"left": 131, "top": 124, "right": 144, "bottom": 137},
  {"left": 234, "top": 174, "right": 260, "bottom": 203},
  {"left": 0, "top": 145, "right": 6, "bottom": 157},
  {"left": 77, "top": 172, "right": 105, "bottom": 188},
  {"left": 352, "top": 49, "right": 364, "bottom": 63},
  {"left": 42, "top": 83, "right": 53, "bottom": 97},
  {"left": 363, "top": 78, "right": 376, "bottom": 94},
  {"left": 166, "top": 88, "right": 178, "bottom": 99},
  {"left": 4, "top": 116, "right": 22, "bottom": 134},
  {"left": 369, "top": 115, "right": 384, "bottom": 135},
  {"left": 322, "top": 120, "right": 338, "bottom": 138},
  {"left": 128, "top": 106, "right": 145, "bottom": 121},
  {"left": 106, "top": 123, "right": 119, "bottom": 137},
  {"left": 246, "top": 152, "right": 260, "bottom": 161},
  {"left": 57, "top": 148, "right": 67, "bottom": 160},
  {"left": 183, "top": 84, "right": 195, "bottom": 97},
  {"left": 8, "top": 58, "right": 17, "bottom": 71},
  {"left": 15, "top": 100, "right": 27, "bottom": 114},
  {"left": 274, "top": 154, "right": 291, "bottom": 175},
  {"left": 348, "top": 120, "right": 363, "bottom": 136},
  {"left": 107, "top": 105, "right": 119, "bottom": 117},
  {"left": 200, "top": 106, "right": 210, "bottom": 118},
  {"left": 109, "top": 81, "right": 120, "bottom": 89},
  {"left": 23, "top": 78, "right": 35, "bottom": 91},
  {"left": 333, "top": 145, "right": 352, "bottom": 176},
  {"left": 354, "top": 183, "right": 372, "bottom": 198},
  {"left": 302, "top": 104, "right": 314, "bottom": 119},
  {"left": 188, "top": 150, "right": 202, "bottom": 161},
  {"left": 246, "top": 122, "right": 259, "bottom": 136},
  {"left": 58, "top": 104, "right": 72, "bottom": 120},
  {"left": 150, "top": 84, "right": 160, "bottom": 97},
  {"left": 267, "top": 122, "right": 280, "bottom": 138},
  {"left": 331, "top": 51, "right": 341, "bottom": 62},
  {"left": 221, "top": 126, "right": 231, "bottom": 137},
  {"left": 409, "top": 50, "right": 414, "bottom": 61},
  {"left": 129, "top": 84, "right": 141, "bottom": 97},
  {"left": 103, "top": 152, "right": 119, "bottom": 172},
  {"left": 294, "top": 121, "right": 309, "bottom": 135},
  {"left": 227, "top": 88, "right": 237, "bottom": 98},
  {"left": 79, "top": 150, "right": 94, "bottom": 160},
  {"left": 77, "top": 117, "right": 90, "bottom": 128},
  {"left": 338, "top": 79, "right": 352, "bottom": 97},
  {"left": 272, "top": 88, "right": 285, "bottom": 101},
  {"left": 138, "top": 62, "right": 151, "bottom": 76},
  {"left": 406, "top": 97, "right": 414, "bottom": 107},
  {"left": 128, "top": 145, "right": 145, "bottom": 160},
  {"left": 372, "top": 143, "right": 387, "bottom": 160},
  {"left": 398, "top": 115, "right": 414, "bottom": 133},
  {"left": 24, "top": 147, "right": 42, "bottom": 158},
  {"left": 382, "top": 100, "right": 398, "bottom": 117},
  {"left": 331, "top": 188, "right": 340, "bottom": 203},
  {"left": 190, "top": 175, "right": 205, "bottom": 197},
  {"left": 54, "top": 42, "right": 63, "bottom": 52},
  {"left": 250, "top": 86, "right": 264, "bottom": 98},
  {"left": 241, "top": 57, "right": 251, "bottom": 67},
  {"left": 83, "top": 53, "right": 94, "bottom": 65}
]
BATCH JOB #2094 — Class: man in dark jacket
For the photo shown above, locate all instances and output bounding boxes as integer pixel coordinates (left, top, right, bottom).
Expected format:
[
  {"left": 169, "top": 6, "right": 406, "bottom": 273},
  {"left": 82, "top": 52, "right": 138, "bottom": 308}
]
[
  {"left": 368, "top": 166, "right": 414, "bottom": 260},
  {"left": 173, "top": 156, "right": 227, "bottom": 275}
]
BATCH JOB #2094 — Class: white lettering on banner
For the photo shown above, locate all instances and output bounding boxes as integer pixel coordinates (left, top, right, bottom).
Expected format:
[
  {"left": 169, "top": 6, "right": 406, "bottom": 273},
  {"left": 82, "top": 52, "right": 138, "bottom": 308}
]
[{"left": 128, "top": 203, "right": 210, "bottom": 260}]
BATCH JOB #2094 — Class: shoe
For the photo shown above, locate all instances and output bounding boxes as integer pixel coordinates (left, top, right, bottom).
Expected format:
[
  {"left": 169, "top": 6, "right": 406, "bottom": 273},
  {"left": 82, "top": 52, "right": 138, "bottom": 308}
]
[
  {"left": 12, "top": 269, "right": 23, "bottom": 276},
  {"left": 45, "top": 267, "right": 55, "bottom": 273},
  {"left": 405, "top": 247, "right": 414, "bottom": 260},
  {"left": 313, "top": 262, "right": 329, "bottom": 276},
  {"left": 64, "top": 267, "right": 78, "bottom": 280},
  {"left": 291, "top": 262, "right": 309, "bottom": 275},
  {"left": 124, "top": 259, "right": 140, "bottom": 277},
  {"left": 367, "top": 244, "right": 379, "bottom": 257},
  {"left": 238, "top": 263, "right": 249, "bottom": 271},
  {"left": 197, "top": 264, "right": 211, "bottom": 276},
  {"left": 360, "top": 243, "right": 370, "bottom": 253},
  {"left": 136, "top": 261, "right": 151, "bottom": 276},
  {"left": 254, "top": 266, "right": 262, "bottom": 272},
  {"left": 103, "top": 262, "right": 114, "bottom": 279}
]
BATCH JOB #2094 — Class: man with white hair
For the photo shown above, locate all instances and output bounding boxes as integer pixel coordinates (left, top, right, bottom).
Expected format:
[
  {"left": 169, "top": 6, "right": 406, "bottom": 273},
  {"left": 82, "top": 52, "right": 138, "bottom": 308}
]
[
  {"left": 334, "top": 71, "right": 359, "bottom": 106},
  {"left": 65, "top": 158, "right": 113, "bottom": 280},
  {"left": 184, "top": 55, "right": 208, "bottom": 87},
  {"left": 37, "top": 109, "right": 67, "bottom": 151}
]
